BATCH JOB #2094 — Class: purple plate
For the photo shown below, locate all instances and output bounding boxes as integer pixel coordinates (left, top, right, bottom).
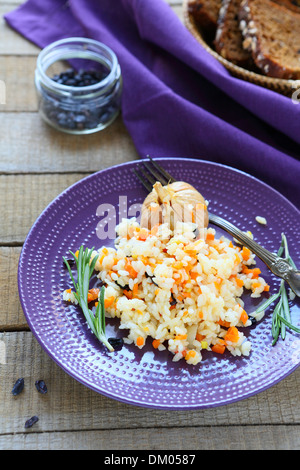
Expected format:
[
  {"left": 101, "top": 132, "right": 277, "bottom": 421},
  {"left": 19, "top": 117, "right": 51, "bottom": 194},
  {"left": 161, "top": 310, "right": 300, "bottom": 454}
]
[{"left": 18, "top": 159, "right": 300, "bottom": 409}]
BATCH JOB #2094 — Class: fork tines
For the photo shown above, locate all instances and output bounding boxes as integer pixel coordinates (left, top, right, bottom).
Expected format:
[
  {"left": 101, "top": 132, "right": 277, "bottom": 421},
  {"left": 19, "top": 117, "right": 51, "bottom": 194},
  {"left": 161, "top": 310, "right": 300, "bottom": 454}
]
[{"left": 133, "top": 156, "right": 176, "bottom": 192}]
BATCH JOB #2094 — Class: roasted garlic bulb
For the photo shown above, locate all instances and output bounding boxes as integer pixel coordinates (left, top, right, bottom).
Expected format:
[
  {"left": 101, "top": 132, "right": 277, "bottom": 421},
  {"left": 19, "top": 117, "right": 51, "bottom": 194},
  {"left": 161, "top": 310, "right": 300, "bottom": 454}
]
[{"left": 140, "top": 181, "right": 208, "bottom": 232}]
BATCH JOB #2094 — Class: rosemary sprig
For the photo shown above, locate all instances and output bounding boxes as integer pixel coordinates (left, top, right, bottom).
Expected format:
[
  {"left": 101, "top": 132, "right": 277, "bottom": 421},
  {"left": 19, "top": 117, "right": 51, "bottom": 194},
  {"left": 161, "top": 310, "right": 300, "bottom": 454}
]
[
  {"left": 253, "top": 233, "right": 300, "bottom": 345},
  {"left": 63, "top": 246, "right": 114, "bottom": 352}
]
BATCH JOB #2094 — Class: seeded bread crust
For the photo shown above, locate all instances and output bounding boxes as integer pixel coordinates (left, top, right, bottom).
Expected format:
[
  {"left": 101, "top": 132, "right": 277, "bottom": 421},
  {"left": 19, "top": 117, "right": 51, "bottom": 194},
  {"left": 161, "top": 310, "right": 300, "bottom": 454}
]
[
  {"left": 214, "top": 0, "right": 254, "bottom": 68},
  {"left": 239, "top": 0, "right": 300, "bottom": 79},
  {"left": 273, "top": 0, "right": 300, "bottom": 13},
  {"left": 188, "top": 0, "right": 222, "bottom": 40}
]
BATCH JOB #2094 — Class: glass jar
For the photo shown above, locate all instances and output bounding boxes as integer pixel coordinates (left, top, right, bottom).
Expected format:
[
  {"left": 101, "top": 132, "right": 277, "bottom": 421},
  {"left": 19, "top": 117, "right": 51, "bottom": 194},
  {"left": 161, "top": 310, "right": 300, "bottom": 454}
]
[{"left": 35, "top": 37, "right": 122, "bottom": 134}]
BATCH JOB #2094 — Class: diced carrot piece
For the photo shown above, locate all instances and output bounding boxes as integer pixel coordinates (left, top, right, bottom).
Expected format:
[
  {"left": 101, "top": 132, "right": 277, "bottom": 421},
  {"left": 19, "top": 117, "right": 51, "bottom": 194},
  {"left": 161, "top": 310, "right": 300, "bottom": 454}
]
[
  {"left": 206, "top": 233, "right": 215, "bottom": 241},
  {"left": 252, "top": 268, "right": 261, "bottom": 278},
  {"left": 66, "top": 288, "right": 71, "bottom": 294},
  {"left": 198, "top": 311, "right": 203, "bottom": 319},
  {"left": 196, "top": 334, "right": 205, "bottom": 342},
  {"left": 235, "top": 253, "right": 241, "bottom": 265},
  {"left": 182, "top": 292, "right": 191, "bottom": 298},
  {"left": 242, "top": 247, "right": 251, "bottom": 261},
  {"left": 218, "top": 319, "right": 231, "bottom": 328},
  {"left": 242, "top": 267, "right": 261, "bottom": 278},
  {"left": 225, "top": 326, "right": 239, "bottom": 343},
  {"left": 174, "top": 334, "right": 187, "bottom": 340},
  {"left": 125, "top": 259, "right": 138, "bottom": 278},
  {"left": 212, "top": 344, "right": 225, "bottom": 354},
  {"left": 235, "top": 278, "right": 244, "bottom": 288},
  {"left": 132, "top": 283, "right": 139, "bottom": 298},
  {"left": 186, "top": 350, "right": 196, "bottom": 359},
  {"left": 185, "top": 249, "right": 197, "bottom": 256},
  {"left": 152, "top": 339, "right": 160, "bottom": 349},
  {"left": 124, "top": 290, "right": 132, "bottom": 299},
  {"left": 87, "top": 288, "right": 100, "bottom": 303},
  {"left": 104, "top": 296, "right": 115, "bottom": 308},
  {"left": 263, "top": 284, "right": 270, "bottom": 292},
  {"left": 240, "top": 309, "right": 248, "bottom": 325},
  {"left": 252, "top": 282, "right": 261, "bottom": 290},
  {"left": 190, "top": 272, "right": 198, "bottom": 280},
  {"left": 136, "top": 336, "right": 144, "bottom": 347}
]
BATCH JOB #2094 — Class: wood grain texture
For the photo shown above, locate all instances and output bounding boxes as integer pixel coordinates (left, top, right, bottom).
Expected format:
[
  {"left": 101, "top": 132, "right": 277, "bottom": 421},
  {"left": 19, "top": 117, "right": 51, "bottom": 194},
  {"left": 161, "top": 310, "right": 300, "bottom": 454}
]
[
  {"left": 0, "top": 173, "right": 92, "bottom": 244},
  {"left": 0, "top": 56, "right": 37, "bottom": 112},
  {"left": 0, "top": 114, "right": 138, "bottom": 174},
  {"left": 0, "top": 332, "right": 299, "bottom": 438},
  {"left": 0, "top": 247, "right": 26, "bottom": 329},
  {"left": 0, "top": 425, "right": 299, "bottom": 450}
]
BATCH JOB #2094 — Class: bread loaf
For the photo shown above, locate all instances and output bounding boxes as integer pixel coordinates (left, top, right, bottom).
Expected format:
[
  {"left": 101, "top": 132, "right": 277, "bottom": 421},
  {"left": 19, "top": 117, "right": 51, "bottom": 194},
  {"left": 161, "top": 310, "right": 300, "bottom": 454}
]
[
  {"left": 188, "top": 0, "right": 222, "bottom": 40},
  {"left": 239, "top": 0, "right": 300, "bottom": 79},
  {"left": 214, "top": 0, "right": 254, "bottom": 68},
  {"left": 273, "top": 0, "right": 300, "bottom": 13}
]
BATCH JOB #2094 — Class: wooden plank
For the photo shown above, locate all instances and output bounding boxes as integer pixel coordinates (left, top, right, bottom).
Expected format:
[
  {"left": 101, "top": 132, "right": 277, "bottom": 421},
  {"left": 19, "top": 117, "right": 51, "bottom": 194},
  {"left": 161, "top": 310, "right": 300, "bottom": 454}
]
[
  {"left": 0, "top": 113, "right": 138, "bottom": 174},
  {"left": 0, "top": 247, "right": 26, "bottom": 329},
  {"left": 0, "top": 56, "right": 37, "bottom": 112},
  {"left": 0, "top": 424, "right": 299, "bottom": 450},
  {"left": 0, "top": 332, "right": 299, "bottom": 437},
  {"left": 0, "top": 173, "right": 93, "bottom": 244}
]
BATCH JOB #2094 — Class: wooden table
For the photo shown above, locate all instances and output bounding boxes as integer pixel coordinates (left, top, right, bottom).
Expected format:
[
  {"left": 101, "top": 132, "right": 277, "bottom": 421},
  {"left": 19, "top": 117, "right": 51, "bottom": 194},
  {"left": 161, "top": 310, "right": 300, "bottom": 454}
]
[{"left": 0, "top": 0, "right": 299, "bottom": 451}]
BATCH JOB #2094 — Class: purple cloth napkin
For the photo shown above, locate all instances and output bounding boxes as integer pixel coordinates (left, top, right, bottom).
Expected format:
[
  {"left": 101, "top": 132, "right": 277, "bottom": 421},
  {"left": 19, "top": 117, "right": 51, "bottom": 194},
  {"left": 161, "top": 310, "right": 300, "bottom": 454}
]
[{"left": 5, "top": 0, "right": 300, "bottom": 208}]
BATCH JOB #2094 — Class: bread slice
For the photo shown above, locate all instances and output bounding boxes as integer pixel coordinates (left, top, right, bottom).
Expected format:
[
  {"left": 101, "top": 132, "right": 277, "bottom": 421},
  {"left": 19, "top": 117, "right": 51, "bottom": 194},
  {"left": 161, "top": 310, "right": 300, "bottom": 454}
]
[
  {"left": 273, "top": 0, "right": 300, "bottom": 13},
  {"left": 188, "top": 0, "right": 222, "bottom": 40},
  {"left": 239, "top": 0, "right": 300, "bottom": 79},
  {"left": 214, "top": 0, "right": 254, "bottom": 68}
]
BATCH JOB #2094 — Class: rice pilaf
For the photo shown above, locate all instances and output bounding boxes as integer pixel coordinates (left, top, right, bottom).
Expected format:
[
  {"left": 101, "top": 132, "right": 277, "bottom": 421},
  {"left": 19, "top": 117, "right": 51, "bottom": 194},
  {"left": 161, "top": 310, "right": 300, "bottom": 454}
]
[{"left": 63, "top": 218, "right": 269, "bottom": 365}]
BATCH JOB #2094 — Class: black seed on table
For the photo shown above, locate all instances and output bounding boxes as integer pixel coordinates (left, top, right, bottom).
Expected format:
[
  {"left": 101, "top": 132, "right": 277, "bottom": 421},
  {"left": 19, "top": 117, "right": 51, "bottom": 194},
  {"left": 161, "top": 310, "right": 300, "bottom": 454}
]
[
  {"left": 248, "top": 315, "right": 257, "bottom": 325},
  {"left": 108, "top": 337, "right": 124, "bottom": 351},
  {"left": 11, "top": 378, "right": 24, "bottom": 396},
  {"left": 25, "top": 416, "right": 39, "bottom": 429},
  {"left": 35, "top": 380, "right": 48, "bottom": 394}
]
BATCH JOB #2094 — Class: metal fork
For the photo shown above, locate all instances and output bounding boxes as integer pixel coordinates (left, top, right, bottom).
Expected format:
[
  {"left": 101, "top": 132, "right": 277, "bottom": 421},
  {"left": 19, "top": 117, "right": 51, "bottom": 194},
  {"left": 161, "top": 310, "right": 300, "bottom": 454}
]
[{"left": 133, "top": 156, "right": 300, "bottom": 297}]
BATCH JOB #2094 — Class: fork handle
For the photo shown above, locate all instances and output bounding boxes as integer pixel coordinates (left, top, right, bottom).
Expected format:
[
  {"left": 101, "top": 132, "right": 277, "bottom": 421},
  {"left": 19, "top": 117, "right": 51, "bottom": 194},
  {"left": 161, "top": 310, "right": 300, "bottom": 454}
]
[{"left": 208, "top": 213, "right": 296, "bottom": 280}]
